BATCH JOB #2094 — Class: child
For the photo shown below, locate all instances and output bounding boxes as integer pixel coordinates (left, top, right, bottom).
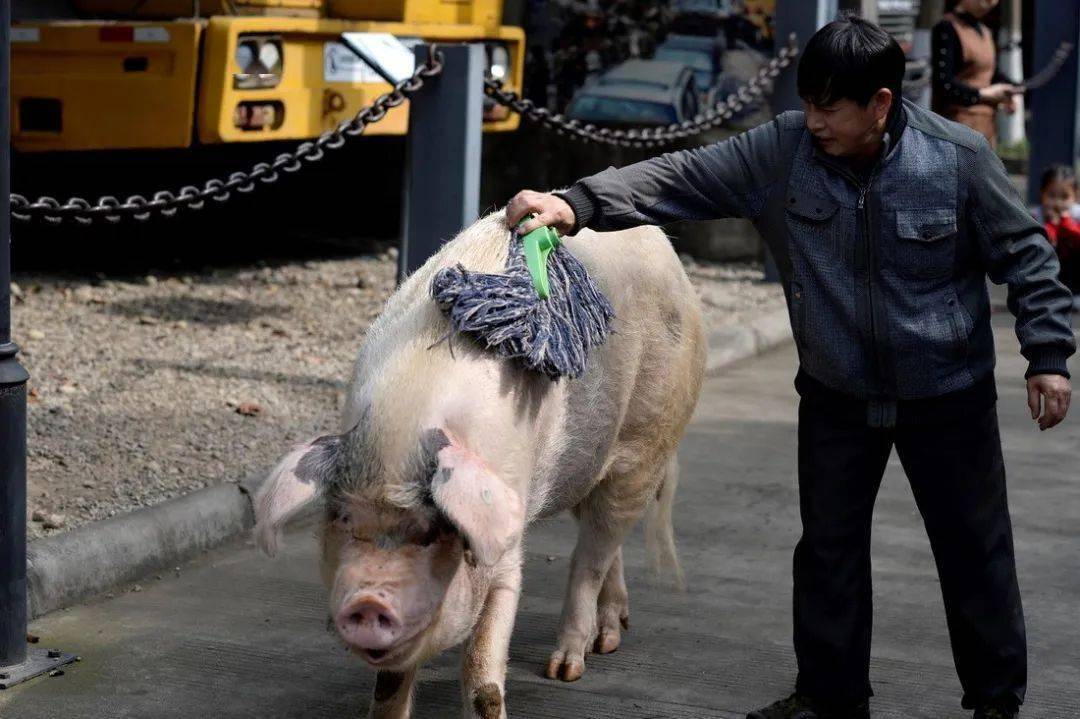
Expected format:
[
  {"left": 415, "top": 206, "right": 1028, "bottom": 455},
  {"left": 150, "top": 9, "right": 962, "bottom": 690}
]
[{"left": 1033, "top": 164, "right": 1080, "bottom": 302}]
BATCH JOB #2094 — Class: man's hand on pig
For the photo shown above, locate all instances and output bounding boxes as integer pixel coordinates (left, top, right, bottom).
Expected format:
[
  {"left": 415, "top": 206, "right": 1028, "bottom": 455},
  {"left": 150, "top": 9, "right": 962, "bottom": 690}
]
[{"left": 506, "top": 190, "right": 576, "bottom": 236}]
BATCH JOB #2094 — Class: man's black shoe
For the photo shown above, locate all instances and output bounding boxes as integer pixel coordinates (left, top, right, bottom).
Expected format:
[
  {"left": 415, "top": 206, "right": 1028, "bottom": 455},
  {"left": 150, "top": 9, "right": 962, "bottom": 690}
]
[
  {"left": 746, "top": 693, "right": 870, "bottom": 719},
  {"left": 972, "top": 706, "right": 1018, "bottom": 719}
]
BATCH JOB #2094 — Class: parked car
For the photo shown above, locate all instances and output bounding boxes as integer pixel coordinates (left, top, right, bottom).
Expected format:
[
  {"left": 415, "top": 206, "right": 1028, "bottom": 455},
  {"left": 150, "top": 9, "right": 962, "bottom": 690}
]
[
  {"left": 566, "top": 59, "right": 700, "bottom": 127},
  {"left": 669, "top": 0, "right": 732, "bottom": 37},
  {"left": 654, "top": 34, "right": 723, "bottom": 105},
  {"left": 658, "top": 33, "right": 724, "bottom": 68}
]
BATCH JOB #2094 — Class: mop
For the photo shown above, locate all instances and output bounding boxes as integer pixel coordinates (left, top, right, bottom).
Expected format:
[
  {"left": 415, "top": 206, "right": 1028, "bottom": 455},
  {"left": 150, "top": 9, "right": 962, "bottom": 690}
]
[{"left": 431, "top": 217, "right": 614, "bottom": 380}]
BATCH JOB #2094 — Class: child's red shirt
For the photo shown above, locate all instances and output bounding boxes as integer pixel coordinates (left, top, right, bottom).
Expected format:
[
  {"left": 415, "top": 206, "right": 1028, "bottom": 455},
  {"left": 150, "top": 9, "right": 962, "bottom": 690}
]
[{"left": 1044, "top": 215, "right": 1080, "bottom": 262}]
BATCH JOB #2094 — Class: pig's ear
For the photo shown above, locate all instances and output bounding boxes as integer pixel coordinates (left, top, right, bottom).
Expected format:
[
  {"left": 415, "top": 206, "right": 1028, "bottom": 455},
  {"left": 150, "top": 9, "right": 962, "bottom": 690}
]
[
  {"left": 426, "top": 430, "right": 525, "bottom": 567},
  {"left": 253, "top": 434, "right": 343, "bottom": 556}
]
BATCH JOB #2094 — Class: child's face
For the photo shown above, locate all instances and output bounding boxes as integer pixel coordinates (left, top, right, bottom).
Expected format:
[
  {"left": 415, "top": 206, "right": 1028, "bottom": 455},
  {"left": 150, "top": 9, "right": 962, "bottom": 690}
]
[{"left": 1041, "top": 179, "right": 1077, "bottom": 221}]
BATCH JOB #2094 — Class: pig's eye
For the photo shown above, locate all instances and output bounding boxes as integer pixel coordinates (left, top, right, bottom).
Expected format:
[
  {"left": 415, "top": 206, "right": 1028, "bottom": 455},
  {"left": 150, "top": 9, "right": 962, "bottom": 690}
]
[{"left": 417, "top": 525, "right": 441, "bottom": 547}]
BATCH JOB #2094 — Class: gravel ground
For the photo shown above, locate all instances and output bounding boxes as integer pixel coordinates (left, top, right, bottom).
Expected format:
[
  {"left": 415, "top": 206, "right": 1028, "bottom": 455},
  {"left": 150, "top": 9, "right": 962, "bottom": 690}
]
[{"left": 14, "top": 248, "right": 784, "bottom": 540}]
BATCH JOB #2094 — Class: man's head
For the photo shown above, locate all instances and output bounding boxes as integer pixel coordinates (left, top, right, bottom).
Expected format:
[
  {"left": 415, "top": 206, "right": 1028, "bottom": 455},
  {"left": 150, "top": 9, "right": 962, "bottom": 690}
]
[{"left": 797, "top": 15, "right": 906, "bottom": 159}]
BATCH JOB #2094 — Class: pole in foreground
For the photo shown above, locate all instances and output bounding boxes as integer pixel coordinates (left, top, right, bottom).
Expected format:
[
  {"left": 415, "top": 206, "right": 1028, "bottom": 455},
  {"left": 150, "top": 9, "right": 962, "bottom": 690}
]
[
  {"left": 399, "top": 43, "right": 483, "bottom": 282},
  {"left": 0, "top": 0, "right": 76, "bottom": 688}
]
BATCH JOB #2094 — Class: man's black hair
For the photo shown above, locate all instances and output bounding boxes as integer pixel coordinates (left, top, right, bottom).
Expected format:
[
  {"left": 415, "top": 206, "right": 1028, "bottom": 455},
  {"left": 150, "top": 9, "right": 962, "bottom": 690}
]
[
  {"left": 797, "top": 13, "right": 906, "bottom": 109},
  {"left": 1040, "top": 164, "right": 1078, "bottom": 192}
]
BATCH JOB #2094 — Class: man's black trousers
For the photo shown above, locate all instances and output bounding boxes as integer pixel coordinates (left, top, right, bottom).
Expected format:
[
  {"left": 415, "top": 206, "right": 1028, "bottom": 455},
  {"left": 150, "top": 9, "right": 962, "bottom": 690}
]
[{"left": 792, "top": 372, "right": 1026, "bottom": 712}]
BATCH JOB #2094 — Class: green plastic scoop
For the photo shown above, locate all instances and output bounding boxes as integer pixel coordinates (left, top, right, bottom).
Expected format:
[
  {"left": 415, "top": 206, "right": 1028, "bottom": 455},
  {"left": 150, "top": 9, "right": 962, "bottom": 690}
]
[{"left": 516, "top": 216, "right": 562, "bottom": 299}]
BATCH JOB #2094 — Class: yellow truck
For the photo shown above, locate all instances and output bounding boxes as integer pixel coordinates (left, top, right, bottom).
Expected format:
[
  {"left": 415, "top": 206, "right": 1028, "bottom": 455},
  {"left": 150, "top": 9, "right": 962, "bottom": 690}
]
[{"left": 11, "top": 0, "right": 525, "bottom": 153}]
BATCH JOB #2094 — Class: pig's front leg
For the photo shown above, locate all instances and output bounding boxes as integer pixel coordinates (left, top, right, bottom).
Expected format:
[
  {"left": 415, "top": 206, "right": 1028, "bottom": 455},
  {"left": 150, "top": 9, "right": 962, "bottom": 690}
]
[
  {"left": 460, "top": 558, "right": 523, "bottom": 719},
  {"left": 368, "top": 668, "right": 418, "bottom": 719}
]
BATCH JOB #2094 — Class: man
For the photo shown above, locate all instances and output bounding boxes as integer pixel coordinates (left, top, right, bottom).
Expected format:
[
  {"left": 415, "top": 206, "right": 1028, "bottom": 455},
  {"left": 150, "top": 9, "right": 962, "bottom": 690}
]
[{"left": 506, "top": 15, "right": 1074, "bottom": 719}]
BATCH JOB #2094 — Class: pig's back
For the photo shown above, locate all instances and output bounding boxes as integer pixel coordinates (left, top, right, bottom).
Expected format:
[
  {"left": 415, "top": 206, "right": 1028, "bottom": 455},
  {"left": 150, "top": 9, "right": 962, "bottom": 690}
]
[{"left": 533, "top": 224, "right": 707, "bottom": 516}]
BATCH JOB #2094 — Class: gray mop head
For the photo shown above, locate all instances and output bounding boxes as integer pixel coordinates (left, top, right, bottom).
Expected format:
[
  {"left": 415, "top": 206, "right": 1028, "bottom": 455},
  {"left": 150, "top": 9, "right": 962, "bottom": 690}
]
[{"left": 431, "top": 234, "right": 615, "bottom": 380}]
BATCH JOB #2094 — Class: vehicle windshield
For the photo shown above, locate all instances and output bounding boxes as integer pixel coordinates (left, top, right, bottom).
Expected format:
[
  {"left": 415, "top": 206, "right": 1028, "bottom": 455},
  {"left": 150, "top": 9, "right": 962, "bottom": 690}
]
[
  {"left": 568, "top": 95, "right": 678, "bottom": 125},
  {"left": 654, "top": 48, "right": 713, "bottom": 72}
]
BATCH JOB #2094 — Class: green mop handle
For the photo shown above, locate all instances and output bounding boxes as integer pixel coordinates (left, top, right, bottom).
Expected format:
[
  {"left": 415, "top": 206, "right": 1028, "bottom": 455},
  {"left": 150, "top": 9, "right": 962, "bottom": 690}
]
[{"left": 516, "top": 216, "right": 562, "bottom": 299}]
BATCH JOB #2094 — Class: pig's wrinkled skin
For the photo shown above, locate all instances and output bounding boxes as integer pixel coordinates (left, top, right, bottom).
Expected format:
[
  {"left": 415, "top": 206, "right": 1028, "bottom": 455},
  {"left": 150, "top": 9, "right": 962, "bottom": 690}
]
[{"left": 253, "top": 210, "right": 705, "bottom": 718}]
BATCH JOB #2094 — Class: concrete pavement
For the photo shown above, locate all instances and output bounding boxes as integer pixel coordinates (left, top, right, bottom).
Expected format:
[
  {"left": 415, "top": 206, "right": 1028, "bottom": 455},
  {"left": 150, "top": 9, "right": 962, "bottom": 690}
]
[{"left": 1, "top": 311, "right": 1077, "bottom": 718}]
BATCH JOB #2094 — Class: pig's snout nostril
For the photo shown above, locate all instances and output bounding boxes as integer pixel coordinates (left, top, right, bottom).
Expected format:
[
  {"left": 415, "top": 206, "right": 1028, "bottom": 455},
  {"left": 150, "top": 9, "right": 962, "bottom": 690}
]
[
  {"left": 345, "top": 609, "right": 394, "bottom": 631},
  {"left": 346, "top": 611, "right": 393, "bottom": 631},
  {"left": 336, "top": 597, "right": 402, "bottom": 651}
]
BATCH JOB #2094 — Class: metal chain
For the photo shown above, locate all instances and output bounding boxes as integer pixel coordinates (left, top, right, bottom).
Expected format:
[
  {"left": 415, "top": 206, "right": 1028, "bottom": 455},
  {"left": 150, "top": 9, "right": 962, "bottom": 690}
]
[
  {"left": 11, "top": 46, "right": 446, "bottom": 224},
  {"left": 12, "top": 33, "right": 803, "bottom": 222},
  {"left": 483, "top": 33, "right": 799, "bottom": 149}
]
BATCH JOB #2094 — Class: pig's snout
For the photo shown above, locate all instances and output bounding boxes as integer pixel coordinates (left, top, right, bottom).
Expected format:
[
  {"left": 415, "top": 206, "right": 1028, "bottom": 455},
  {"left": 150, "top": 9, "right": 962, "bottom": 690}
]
[{"left": 336, "top": 596, "right": 403, "bottom": 652}]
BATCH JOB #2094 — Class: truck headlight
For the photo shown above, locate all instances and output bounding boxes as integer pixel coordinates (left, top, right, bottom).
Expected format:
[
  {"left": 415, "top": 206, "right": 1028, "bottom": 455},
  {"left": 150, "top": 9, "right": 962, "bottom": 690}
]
[
  {"left": 485, "top": 42, "right": 510, "bottom": 82},
  {"left": 233, "top": 35, "right": 283, "bottom": 90}
]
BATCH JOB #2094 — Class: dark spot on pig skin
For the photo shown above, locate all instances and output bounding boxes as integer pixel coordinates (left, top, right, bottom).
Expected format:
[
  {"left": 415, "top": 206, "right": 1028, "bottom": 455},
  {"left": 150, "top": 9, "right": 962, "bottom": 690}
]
[
  {"left": 417, "top": 428, "right": 452, "bottom": 506},
  {"left": 294, "top": 434, "right": 345, "bottom": 486},
  {"left": 472, "top": 683, "right": 503, "bottom": 719},
  {"left": 421, "top": 428, "right": 451, "bottom": 457},
  {"left": 373, "top": 671, "right": 406, "bottom": 702},
  {"left": 435, "top": 467, "right": 453, "bottom": 486}
]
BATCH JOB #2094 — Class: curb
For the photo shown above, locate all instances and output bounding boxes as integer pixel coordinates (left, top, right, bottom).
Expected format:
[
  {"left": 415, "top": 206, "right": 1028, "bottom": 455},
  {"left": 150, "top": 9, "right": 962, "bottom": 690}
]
[
  {"left": 706, "top": 306, "right": 793, "bottom": 377},
  {"left": 25, "top": 307, "right": 793, "bottom": 619},
  {"left": 27, "top": 482, "right": 256, "bottom": 619}
]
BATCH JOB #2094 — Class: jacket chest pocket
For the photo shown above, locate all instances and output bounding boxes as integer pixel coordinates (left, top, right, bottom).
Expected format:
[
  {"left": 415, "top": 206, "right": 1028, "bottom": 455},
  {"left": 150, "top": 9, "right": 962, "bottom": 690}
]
[
  {"left": 785, "top": 188, "right": 844, "bottom": 266},
  {"left": 892, "top": 208, "right": 957, "bottom": 279}
]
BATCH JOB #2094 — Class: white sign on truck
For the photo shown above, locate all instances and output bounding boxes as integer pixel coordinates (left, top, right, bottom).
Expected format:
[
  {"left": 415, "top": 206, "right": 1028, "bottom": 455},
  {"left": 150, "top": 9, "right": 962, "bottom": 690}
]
[{"left": 326, "top": 33, "right": 423, "bottom": 85}]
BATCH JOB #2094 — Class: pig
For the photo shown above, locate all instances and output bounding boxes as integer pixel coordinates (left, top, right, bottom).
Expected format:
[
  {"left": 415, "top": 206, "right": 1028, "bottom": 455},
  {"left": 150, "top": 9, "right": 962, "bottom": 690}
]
[{"left": 252, "top": 209, "right": 706, "bottom": 719}]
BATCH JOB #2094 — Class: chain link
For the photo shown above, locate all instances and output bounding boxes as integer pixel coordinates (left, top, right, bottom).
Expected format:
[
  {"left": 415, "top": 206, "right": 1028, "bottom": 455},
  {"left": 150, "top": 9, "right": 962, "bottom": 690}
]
[
  {"left": 483, "top": 33, "right": 799, "bottom": 149},
  {"left": 11, "top": 45, "right": 446, "bottom": 224}
]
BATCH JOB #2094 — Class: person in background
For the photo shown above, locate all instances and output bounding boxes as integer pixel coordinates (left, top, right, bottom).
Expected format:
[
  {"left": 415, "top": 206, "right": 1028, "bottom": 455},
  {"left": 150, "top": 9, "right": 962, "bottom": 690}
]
[
  {"left": 932, "top": 0, "right": 1019, "bottom": 148},
  {"left": 1033, "top": 165, "right": 1080, "bottom": 303}
]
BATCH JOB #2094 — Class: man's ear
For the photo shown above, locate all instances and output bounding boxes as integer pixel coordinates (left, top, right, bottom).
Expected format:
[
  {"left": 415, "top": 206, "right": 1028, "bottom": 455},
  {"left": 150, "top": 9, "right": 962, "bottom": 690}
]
[
  {"left": 424, "top": 429, "right": 525, "bottom": 567},
  {"left": 253, "top": 434, "right": 344, "bottom": 556},
  {"left": 874, "top": 87, "right": 893, "bottom": 122}
]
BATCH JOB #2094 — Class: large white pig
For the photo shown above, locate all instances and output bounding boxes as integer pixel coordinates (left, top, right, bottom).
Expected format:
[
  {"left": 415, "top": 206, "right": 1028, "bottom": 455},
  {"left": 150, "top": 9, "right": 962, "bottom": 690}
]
[{"left": 253, "top": 209, "right": 705, "bottom": 718}]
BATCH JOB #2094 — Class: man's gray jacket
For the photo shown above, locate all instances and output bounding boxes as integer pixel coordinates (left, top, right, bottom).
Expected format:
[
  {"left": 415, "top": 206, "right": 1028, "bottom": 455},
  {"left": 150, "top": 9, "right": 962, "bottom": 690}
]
[{"left": 555, "top": 99, "right": 1075, "bottom": 419}]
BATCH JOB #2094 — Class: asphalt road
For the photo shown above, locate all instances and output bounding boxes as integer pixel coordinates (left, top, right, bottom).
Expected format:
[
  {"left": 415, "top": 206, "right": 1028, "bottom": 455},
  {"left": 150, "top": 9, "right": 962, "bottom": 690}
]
[{"left": 2, "top": 310, "right": 1077, "bottom": 718}]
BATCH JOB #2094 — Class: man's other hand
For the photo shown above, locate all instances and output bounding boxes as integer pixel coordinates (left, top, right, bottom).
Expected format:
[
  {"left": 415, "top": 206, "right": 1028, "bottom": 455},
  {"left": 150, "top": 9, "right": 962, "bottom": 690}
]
[
  {"left": 1027, "top": 374, "right": 1072, "bottom": 430},
  {"left": 506, "top": 190, "right": 577, "bottom": 236}
]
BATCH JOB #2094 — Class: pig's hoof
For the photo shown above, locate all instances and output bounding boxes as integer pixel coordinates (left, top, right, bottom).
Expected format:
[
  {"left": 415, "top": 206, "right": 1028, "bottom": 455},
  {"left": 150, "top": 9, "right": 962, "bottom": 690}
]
[
  {"left": 594, "top": 601, "right": 629, "bottom": 654},
  {"left": 593, "top": 627, "right": 621, "bottom": 654},
  {"left": 545, "top": 650, "right": 585, "bottom": 682},
  {"left": 471, "top": 683, "right": 504, "bottom": 719}
]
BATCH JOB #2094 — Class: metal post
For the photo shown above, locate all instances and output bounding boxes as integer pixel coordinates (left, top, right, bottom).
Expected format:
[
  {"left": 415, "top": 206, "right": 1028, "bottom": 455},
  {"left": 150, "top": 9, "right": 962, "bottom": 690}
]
[
  {"left": 763, "top": 0, "right": 834, "bottom": 282},
  {"left": 997, "top": 0, "right": 1025, "bottom": 146},
  {"left": 0, "top": 0, "right": 28, "bottom": 672},
  {"left": 399, "top": 44, "right": 484, "bottom": 281},
  {"left": 773, "top": 0, "right": 836, "bottom": 114},
  {"left": 1027, "top": 0, "right": 1080, "bottom": 203},
  {"left": 0, "top": 1, "right": 75, "bottom": 688}
]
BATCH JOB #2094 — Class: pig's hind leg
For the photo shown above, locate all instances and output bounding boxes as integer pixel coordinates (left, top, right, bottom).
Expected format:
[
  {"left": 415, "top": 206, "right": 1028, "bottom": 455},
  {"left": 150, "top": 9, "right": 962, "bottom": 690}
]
[
  {"left": 594, "top": 547, "right": 630, "bottom": 654},
  {"left": 546, "top": 461, "right": 659, "bottom": 682}
]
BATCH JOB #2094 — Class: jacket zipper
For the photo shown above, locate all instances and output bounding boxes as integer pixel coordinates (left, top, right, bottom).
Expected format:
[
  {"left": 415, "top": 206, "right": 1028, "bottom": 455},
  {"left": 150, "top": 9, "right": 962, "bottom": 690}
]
[
  {"left": 857, "top": 176, "right": 886, "bottom": 398},
  {"left": 816, "top": 131, "right": 895, "bottom": 402}
]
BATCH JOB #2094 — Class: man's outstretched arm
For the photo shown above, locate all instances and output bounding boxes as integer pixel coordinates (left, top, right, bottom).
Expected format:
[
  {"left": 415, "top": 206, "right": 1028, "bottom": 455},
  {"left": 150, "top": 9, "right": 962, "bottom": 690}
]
[
  {"left": 967, "top": 138, "right": 1075, "bottom": 429},
  {"left": 508, "top": 113, "right": 798, "bottom": 236}
]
